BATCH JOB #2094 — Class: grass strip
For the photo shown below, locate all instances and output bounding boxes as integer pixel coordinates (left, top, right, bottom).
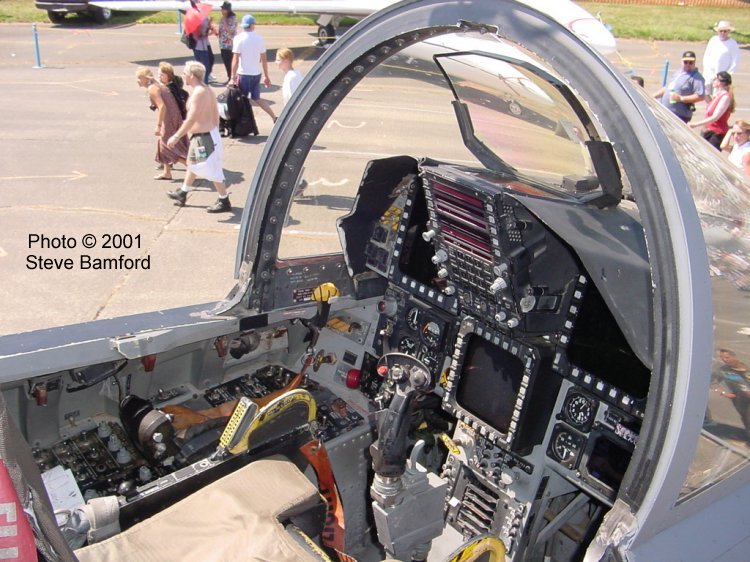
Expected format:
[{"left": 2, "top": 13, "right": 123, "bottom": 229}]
[{"left": 578, "top": 2, "right": 750, "bottom": 43}]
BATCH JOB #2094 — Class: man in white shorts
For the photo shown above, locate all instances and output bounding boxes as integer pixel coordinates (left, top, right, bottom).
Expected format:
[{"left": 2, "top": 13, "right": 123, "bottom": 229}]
[{"left": 166, "top": 60, "right": 231, "bottom": 213}]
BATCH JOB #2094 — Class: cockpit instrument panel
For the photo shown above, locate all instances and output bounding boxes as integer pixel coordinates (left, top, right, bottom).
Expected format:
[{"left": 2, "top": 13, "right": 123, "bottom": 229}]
[
  {"left": 552, "top": 284, "right": 650, "bottom": 419},
  {"left": 418, "top": 162, "right": 583, "bottom": 338},
  {"left": 443, "top": 318, "right": 560, "bottom": 455},
  {"left": 374, "top": 287, "right": 455, "bottom": 379},
  {"left": 392, "top": 183, "right": 460, "bottom": 315}
]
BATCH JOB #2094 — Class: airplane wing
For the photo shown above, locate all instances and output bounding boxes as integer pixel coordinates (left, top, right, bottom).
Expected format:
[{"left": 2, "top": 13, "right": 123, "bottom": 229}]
[
  {"left": 89, "top": 0, "right": 616, "bottom": 54},
  {"left": 89, "top": 0, "right": 393, "bottom": 17}
]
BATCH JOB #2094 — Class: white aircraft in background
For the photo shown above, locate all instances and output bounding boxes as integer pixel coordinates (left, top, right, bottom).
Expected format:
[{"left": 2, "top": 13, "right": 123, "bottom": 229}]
[{"left": 89, "top": 0, "right": 617, "bottom": 54}]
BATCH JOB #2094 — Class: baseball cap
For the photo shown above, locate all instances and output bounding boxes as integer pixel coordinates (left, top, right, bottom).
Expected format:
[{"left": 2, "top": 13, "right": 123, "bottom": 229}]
[
  {"left": 221, "top": 2, "right": 231, "bottom": 10},
  {"left": 241, "top": 14, "right": 255, "bottom": 27},
  {"left": 681, "top": 51, "right": 696, "bottom": 61}
]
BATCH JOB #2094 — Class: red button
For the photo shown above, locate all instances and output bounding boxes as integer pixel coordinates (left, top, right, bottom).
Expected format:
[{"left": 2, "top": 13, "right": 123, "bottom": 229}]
[{"left": 346, "top": 369, "right": 362, "bottom": 389}]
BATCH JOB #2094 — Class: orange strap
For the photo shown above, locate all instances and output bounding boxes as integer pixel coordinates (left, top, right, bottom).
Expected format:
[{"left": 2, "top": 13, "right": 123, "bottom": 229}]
[{"left": 300, "top": 440, "right": 346, "bottom": 554}]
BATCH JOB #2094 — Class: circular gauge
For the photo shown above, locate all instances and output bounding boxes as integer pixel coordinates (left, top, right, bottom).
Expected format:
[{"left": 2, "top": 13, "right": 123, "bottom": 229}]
[
  {"left": 421, "top": 350, "right": 441, "bottom": 373},
  {"left": 398, "top": 337, "right": 418, "bottom": 355},
  {"left": 406, "top": 307, "right": 421, "bottom": 331},
  {"left": 551, "top": 429, "right": 580, "bottom": 465},
  {"left": 421, "top": 320, "right": 442, "bottom": 349},
  {"left": 563, "top": 391, "right": 596, "bottom": 430}
]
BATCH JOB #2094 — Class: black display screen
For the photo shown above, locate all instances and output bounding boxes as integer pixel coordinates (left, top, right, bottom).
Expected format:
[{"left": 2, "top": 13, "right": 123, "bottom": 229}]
[
  {"left": 456, "top": 335, "right": 525, "bottom": 433},
  {"left": 397, "top": 186, "right": 439, "bottom": 286},
  {"left": 567, "top": 285, "right": 651, "bottom": 399},
  {"left": 585, "top": 435, "right": 632, "bottom": 491}
]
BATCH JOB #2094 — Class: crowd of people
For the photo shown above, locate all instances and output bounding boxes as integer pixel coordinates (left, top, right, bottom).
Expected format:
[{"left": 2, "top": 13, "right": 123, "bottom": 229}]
[
  {"left": 134, "top": 14, "right": 747, "bottom": 217},
  {"left": 652, "top": 20, "right": 746, "bottom": 175},
  {"left": 135, "top": 6, "right": 304, "bottom": 214}
]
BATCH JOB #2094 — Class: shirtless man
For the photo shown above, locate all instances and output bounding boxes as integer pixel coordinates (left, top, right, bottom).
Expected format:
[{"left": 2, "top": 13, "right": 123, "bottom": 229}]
[{"left": 166, "top": 60, "right": 231, "bottom": 213}]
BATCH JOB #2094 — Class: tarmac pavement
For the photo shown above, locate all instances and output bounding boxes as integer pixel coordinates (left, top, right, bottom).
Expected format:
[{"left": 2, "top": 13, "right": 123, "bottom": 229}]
[
  {"left": 1, "top": 22, "right": 748, "bottom": 336},
  {"left": 1, "top": 23, "right": 324, "bottom": 335}
]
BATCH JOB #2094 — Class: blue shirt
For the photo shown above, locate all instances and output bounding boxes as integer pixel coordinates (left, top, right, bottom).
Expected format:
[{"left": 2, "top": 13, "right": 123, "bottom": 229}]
[{"left": 661, "top": 69, "right": 705, "bottom": 121}]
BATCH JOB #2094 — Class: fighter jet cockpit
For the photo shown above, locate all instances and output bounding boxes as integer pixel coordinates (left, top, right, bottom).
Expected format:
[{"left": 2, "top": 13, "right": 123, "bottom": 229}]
[{"left": 1, "top": 1, "right": 749, "bottom": 561}]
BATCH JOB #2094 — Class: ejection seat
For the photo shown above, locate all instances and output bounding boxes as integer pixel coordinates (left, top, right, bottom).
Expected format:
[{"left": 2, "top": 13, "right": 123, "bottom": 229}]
[
  {"left": 74, "top": 456, "right": 331, "bottom": 562},
  {"left": 75, "top": 388, "right": 333, "bottom": 562}
]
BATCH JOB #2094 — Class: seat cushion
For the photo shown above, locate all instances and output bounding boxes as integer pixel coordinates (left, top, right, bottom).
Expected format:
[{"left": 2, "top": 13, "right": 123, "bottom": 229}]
[{"left": 76, "top": 457, "right": 325, "bottom": 562}]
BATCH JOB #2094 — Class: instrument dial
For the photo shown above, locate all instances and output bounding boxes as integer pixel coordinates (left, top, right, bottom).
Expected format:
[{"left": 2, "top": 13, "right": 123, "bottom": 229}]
[
  {"left": 398, "top": 337, "right": 418, "bottom": 355},
  {"left": 552, "top": 430, "right": 579, "bottom": 464},
  {"left": 562, "top": 391, "right": 596, "bottom": 431},
  {"left": 421, "top": 320, "right": 442, "bottom": 349},
  {"left": 420, "top": 350, "right": 441, "bottom": 374},
  {"left": 406, "top": 307, "right": 420, "bottom": 331}
]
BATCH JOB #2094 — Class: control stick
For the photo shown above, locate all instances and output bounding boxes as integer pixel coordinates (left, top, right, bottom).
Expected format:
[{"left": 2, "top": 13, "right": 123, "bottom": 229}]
[
  {"left": 370, "top": 353, "right": 434, "bottom": 477},
  {"left": 369, "top": 354, "right": 445, "bottom": 562}
]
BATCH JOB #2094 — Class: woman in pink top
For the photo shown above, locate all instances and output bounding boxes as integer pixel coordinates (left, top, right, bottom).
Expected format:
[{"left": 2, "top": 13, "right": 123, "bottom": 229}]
[{"left": 690, "top": 71, "right": 734, "bottom": 150}]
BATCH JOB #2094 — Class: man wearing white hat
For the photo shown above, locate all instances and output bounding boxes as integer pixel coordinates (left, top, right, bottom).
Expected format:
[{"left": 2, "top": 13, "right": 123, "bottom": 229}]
[{"left": 703, "top": 20, "right": 740, "bottom": 99}]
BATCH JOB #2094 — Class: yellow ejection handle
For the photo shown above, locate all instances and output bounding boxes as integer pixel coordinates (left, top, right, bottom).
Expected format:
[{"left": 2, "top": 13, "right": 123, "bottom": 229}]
[{"left": 311, "top": 282, "right": 339, "bottom": 328}]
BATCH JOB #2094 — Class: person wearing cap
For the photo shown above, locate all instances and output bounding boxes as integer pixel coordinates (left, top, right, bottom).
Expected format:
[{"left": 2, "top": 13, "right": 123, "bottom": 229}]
[
  {"left": 689, "top": 71, "right": 734, "bottom": 150},
  {"left": 217, "top": 2, "right": 237, "bottom": 83},
  {"left": 720, "top": 120, "right": 750, "bottom": 176},
  {"left": 703, "top": 21, "right": 740, "bottom": 100},
  {"left": 653, "top": 51, "right": 705, "bottom": 124},
  {"left": 231, "top": 14, "right": 277, "bottom": 125}
]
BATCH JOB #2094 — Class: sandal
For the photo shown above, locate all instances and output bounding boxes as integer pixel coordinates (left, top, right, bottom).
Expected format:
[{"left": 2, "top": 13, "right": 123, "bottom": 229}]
[{"left": 154, "top": 174, "right": 173, "bottom": 180}]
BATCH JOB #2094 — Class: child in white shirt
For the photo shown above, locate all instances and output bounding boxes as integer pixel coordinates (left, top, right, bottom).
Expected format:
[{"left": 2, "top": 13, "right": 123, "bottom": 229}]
[{"left": 276, "top": 47, "right": 303, "bottom": 106}]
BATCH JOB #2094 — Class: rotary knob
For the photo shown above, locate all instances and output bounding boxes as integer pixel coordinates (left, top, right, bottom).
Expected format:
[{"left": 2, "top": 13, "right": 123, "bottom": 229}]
[
  {"left": 489, "top": 277, "right": 508, "bottom": 294},
  {"left": 493, "top": 263, "right": 508, "bottom": 276},
  {"left": 97, "top": 422, "right": 111, "bottom": 439},
  {"left": 116, "top": 448, "right": 132, "bottom": 465},
  {"left": 422, "top": 229, "right": 437, "bottom": 242},
  {"left": 431, "top": 249, "right": 448, "bottom": 264}
]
